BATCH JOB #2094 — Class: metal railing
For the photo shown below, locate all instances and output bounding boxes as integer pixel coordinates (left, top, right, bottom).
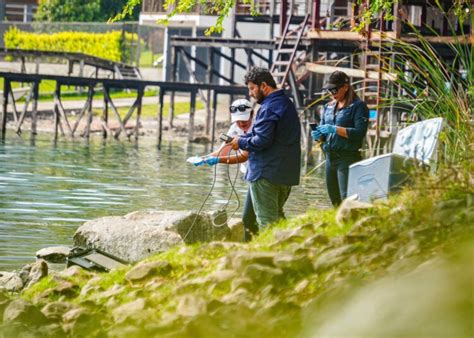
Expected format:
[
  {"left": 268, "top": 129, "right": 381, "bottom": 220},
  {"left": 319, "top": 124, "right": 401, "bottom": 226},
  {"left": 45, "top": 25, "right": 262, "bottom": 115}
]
[{"left": 5, "top": 4, "right": 37, "bottom": 22}]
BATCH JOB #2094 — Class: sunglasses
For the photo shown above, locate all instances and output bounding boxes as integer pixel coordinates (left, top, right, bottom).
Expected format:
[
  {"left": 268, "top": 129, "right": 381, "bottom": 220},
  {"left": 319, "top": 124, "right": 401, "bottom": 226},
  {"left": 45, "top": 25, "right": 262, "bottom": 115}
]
[
  {"left": 230, "top": 105, "right": 251, "bottom": 113},
  {"left": 326, "top": 85, "right": 343, "bottom": 95}
]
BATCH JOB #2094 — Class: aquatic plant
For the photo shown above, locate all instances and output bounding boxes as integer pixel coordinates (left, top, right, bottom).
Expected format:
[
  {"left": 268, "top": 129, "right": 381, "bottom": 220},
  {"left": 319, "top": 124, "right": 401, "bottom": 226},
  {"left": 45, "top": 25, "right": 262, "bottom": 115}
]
[{"left": 382, "top": 4, "right": 473, "bottom": 162}]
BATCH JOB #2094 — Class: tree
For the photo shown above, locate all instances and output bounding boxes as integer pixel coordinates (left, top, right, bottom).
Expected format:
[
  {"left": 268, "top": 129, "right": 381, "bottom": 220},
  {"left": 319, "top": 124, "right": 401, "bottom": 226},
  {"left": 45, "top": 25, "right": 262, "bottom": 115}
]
[
  {"left": 113, "top": 0, "right": 255, "bottom": 34},
  {"left": 35, "top": 0, "right": 139, "bottom": 22},
  {"left": 114, "top": 0, "right": 471, "bottom": 33},
  {"left": 35, "top": 0, "right": 102, "bottom": 22}
]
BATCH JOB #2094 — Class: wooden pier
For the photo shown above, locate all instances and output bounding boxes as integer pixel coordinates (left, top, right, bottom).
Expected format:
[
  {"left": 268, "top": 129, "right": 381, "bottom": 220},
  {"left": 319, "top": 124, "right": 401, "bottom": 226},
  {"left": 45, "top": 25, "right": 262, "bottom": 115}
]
[{"left": 0, "top": 71, "right": 247, "bottom": 149}]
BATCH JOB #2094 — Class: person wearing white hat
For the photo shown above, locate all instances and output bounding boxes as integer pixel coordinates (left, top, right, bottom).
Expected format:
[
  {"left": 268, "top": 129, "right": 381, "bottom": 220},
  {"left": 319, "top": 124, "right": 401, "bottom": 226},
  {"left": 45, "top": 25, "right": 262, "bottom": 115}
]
[
  {"left": 191, "top": 99, "right": 258, "bottom": 241},
  {"left": 197, "top": 98, "right": 253, "bottom": 170}
]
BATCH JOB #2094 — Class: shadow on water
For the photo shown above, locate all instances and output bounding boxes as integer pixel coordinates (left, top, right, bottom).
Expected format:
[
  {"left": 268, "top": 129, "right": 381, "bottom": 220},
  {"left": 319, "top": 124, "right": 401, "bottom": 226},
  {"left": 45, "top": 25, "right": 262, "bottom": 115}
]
[{"left": 0, "top": 132, "right": 329, "bottom": 270}]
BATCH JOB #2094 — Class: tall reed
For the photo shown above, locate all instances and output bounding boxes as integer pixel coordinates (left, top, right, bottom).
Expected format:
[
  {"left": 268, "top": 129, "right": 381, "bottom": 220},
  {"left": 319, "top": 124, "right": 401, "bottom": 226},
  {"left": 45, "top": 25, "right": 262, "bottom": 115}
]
[{"left": 382, "top": 6, "right": 473, "bottom": 162}]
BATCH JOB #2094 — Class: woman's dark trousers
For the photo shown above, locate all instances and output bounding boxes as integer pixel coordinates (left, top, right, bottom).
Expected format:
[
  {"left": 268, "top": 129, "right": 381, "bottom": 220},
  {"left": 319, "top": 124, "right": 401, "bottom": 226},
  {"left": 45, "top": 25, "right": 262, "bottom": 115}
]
[{"left": 325, "top": 152, "right": 362, "bottom": 206}]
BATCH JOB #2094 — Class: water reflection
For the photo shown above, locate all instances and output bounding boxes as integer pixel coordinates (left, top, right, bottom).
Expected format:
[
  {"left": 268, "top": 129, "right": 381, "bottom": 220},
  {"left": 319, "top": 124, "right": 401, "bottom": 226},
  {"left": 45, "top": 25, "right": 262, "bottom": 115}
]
[{"left": 0, "top": 133, "right": 329, "bottom": 270}]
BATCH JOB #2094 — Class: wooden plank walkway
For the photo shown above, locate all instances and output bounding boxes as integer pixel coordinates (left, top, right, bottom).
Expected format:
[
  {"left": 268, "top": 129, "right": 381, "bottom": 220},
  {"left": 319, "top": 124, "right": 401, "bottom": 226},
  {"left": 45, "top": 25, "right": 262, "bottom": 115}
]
[{"left": 0, "top": 71, "right": 248, "bottom": 149}]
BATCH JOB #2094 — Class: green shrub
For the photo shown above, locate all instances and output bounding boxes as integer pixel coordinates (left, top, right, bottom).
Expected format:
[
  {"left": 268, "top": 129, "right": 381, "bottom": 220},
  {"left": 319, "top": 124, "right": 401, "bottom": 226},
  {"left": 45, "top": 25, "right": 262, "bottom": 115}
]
[{"left": 3, "top": 26, "right": 137, "bottom": 62}]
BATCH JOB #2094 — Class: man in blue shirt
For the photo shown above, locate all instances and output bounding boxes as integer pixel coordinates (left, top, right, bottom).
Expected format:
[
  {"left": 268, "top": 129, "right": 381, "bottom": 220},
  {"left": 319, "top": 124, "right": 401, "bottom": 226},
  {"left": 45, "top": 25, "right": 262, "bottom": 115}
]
[{"left": 230, "top": 67, "right": 301, "bottom": 232}]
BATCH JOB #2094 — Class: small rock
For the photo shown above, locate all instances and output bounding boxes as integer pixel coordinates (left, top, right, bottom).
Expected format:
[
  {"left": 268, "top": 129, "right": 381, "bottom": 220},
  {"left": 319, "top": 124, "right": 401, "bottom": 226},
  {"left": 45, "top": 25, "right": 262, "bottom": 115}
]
[
  {"left": 59, "top": 265, "right": 91, "bottom": 278},
  {"left": 336, "top": 196, "right": 374, "bottom": 226},
  {"left": 243, "top": 264, "right": 283, "bottom": 285},
  {"left": 48, "top": 280, "right": 79, "bottom": 298},
  {"left": 226, "top": 218, "right": 244, "bottom": 242},
  {"left": 0, "top": 290, "right": 11, "bottom": 319},
  {"left": 272, "top": 229, "right": 305, "bottom": 246},
  {"left": 62, "top": 308, "right": 98, "bottom": 337},
  {"left": 303, "top": 234, "right": 330, "bottom": 248},
  {"left": 36, "top": 246, "right": 71, "bottom": 263},
  {"left": 41, "top": 301, "right": 76, "bottom": 321},
  {"left": 62, "top": 308, "right": 89, "bottom": 323},
  {"left": 0, "top": 271, "right": 23, "bottom": 292},
  {"left": 221, "top": 288, "right": 252, "bottom": 305},
  {"left": 3, "top": 299, "right": 48, "bottom": 326},
  {"left": 176, "top": 295, "right": 207, "bottom": 317},
  {"left": 37, "top": 323, "right": 65, "bottom": 337},
  {"left": 273, "top": 252, "right": 314, "bottom": 276},
  {"left": 112, "top": 298, "right": 146, "bottom": 324},
  {"left": 95, "top": 284, "right": 126, "bottom": 300},
  {"left": 25, "top": 259, "right": 48, "bottom": 288},
  {"left": 313, "top": 245, "right": 357, "bottom": 273},
  {"left": 125, "top": 260, "right": 172, "bottom": 282},
  {"left": 229, "top": 251, "right": 277, "bottom": 271}
]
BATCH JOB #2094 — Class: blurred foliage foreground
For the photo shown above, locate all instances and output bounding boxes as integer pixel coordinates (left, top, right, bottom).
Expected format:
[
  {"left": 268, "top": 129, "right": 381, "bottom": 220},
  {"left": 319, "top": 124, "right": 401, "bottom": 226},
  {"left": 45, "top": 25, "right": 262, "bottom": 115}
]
[{"left": 0, "top": 156, "right": 473, "bottom": 337}]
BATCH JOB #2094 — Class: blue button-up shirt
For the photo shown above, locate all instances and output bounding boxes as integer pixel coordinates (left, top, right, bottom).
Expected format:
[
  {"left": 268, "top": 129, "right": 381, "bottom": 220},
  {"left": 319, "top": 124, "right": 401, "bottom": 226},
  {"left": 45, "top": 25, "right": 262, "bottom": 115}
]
[
  {"left": 238, "top": 90, "right": 301, "bottom": 186},
  {"left": 321, "top": 97, "right": 369, "bottom": 153}
]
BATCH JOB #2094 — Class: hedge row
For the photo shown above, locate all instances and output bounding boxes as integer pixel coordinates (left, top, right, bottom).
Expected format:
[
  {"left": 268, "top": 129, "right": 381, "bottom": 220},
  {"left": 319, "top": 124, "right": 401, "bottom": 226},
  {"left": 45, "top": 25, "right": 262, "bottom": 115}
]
[{"left": 4, "top": 27, "right": 136, "bottom": 62}]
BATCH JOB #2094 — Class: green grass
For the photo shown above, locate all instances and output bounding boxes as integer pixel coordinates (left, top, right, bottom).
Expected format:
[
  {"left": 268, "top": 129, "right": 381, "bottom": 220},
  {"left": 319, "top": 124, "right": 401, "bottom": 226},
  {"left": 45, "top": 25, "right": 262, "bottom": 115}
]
[
  {"left": 92, "top": 101, "right": 205, "bottom": 119},
  {"left": 0, "top": 77, "right": 159, "bottom": 102},
  {"left": 139, "top": 50, "right": 162, "bottom": 68}
]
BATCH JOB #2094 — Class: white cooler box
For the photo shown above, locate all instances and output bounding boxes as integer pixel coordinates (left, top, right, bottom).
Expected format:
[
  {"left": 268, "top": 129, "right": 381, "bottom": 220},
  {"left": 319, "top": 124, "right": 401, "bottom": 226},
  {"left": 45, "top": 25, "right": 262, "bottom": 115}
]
[{"left": 347, "top": 117, "right": 443, "bottom": 202}]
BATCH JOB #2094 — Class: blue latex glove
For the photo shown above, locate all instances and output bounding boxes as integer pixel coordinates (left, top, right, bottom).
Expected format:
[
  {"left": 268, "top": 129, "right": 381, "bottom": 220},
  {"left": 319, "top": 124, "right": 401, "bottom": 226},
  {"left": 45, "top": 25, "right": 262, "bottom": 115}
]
[
  {"left": 311, "top": 129, "right": 322, "bottom": 141},
  {"left": 205, "top": 156, "right": 219, "bottom": 166},
  {"left": 193, "top": 158, "right": 206, "bottom": 166},
  {"left": 317, "top": 124, "right": 337, "bottom": 135}
]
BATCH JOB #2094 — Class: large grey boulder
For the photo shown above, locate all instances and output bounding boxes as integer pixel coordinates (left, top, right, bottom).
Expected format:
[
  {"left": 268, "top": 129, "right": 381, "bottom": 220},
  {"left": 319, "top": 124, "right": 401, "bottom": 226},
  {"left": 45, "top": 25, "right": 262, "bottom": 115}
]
[
  {"left": 73, "top": 210, "right": 237, "bottom": 262},
  {"left": 125, "top": 210, "right": 231, "bottom": 243},
  {"left": 74, "top": 218, "right": 183, "bottom": 263}
]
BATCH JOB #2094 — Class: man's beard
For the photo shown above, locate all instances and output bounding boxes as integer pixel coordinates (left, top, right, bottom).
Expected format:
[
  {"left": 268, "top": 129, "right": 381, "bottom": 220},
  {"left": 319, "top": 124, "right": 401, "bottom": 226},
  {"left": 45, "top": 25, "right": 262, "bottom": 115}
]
[{"left": 255, "top": 88, "right": 265, "bottom": 104}]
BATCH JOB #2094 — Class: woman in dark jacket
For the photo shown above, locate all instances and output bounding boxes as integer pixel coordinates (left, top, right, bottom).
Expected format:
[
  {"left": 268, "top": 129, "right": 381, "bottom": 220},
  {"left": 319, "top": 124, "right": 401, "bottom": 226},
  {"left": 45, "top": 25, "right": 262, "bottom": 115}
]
[{"left": 312, "top": 71, "right": 369, "bottom": 206}]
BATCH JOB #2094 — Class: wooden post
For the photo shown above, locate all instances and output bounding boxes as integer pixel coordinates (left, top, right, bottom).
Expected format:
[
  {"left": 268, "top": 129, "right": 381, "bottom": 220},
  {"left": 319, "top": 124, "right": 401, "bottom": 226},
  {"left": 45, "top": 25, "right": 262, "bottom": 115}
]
[
  {"left": 31, "top": 80, "right": 39, "bottom": 135},
  {"left": 312, "top": 0, "right": 321, "bottom": 29},
  {"left": 169, "top": 46, "right": 178, "bottom": 128},
  {"left": 270, "top": 0, "right": 275, "bottom": 38},
  {"left": 135, "top": 86, "right": 144, "bottom": 141},
  {"left": 246, "top": 49, "right": 254, "bottom": 69},
  {"left": 84, "top": 85, "right": 94, "bottom": 138},
  {"left": 211, "top": 91, "right": 218, "bottom": 152},
  {"left": 78, "top": 60, "right": 85, "bottom": 95},
  {"left": 188, "top": 91, "right": 196, "bottom": 141},
  {"left": 393, "top": 0, "right": 402, "bottom": 38},
  {"left": 102, "top": 86, "right": 109, "bottom": 138},
  {"left": 16, "top": 83, "right": 34, "bottom": 134},
  {"left": 0, "top": 79, "right": 10, "bottom": 138},
  {"left": 158, "top": 89, "right": 164, "bottom": 149},
  {"left": 205, "top": 48, "right": 213, "bottom": 136},
  {"left": 53, "top": 83, "right": 61, "bottom": 140},
  {"left": 20, "top": 57, "right": 26, "bottom": 73},
  {"left": 280, "top": 0, "right": 288, "bottom": 35}
]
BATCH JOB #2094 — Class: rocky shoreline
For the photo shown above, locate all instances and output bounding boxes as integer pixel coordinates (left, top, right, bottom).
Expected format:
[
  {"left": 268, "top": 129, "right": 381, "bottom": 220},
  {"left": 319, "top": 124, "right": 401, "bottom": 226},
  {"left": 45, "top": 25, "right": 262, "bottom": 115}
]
[
  {"left": 0, "top": 209, "right": 244, "bottom": 293},
  {"left": 0, "top": 156, "right": 472, "bottom": 337}
]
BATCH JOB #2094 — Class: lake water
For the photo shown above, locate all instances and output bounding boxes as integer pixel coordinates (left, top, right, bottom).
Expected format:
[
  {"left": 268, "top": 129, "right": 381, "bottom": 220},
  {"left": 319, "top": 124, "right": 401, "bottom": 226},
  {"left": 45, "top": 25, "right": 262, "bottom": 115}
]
[{"left": 0, "top": 133, "right": 330, "bottom": 270}]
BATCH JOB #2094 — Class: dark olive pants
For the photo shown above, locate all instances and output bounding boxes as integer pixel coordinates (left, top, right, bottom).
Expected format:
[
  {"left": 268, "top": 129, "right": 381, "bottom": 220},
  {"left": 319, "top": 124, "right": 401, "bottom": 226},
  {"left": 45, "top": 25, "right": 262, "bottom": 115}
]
[{"left": 242, "top": 189, "right": 258, "bottom": 242}]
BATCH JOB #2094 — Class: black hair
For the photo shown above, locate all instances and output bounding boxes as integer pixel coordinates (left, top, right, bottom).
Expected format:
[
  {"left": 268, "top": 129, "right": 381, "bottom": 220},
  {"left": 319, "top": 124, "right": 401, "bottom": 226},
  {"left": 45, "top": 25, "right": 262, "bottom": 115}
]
[{"left": 244, "top": 67, "right": 277, "bottom": 88}]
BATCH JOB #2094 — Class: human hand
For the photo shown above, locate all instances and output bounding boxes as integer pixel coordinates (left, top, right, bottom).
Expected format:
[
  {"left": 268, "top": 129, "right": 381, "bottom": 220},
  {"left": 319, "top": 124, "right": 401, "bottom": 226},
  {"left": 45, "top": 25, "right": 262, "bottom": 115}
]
[
  {"left": 311, "top": 129, "right": 322, "bottom": 141},
  {"left": 230, "top": 136, "right": 240, "bottom": 150},
  {"left": 187, "top": 155, "right": 205, "bottom": 166},
  {"left": 317, "top": 124, "right": 337, "bottom": 135},
  {"left": 204, "top": 156, "right": 219, "bottom": 166}
]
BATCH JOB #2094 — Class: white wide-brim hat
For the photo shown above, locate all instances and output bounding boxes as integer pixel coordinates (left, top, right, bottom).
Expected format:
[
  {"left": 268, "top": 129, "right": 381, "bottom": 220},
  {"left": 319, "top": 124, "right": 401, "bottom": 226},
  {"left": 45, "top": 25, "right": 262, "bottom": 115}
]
[{"left": 230, "top": 99, "right": 252, "bottom": 123}]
